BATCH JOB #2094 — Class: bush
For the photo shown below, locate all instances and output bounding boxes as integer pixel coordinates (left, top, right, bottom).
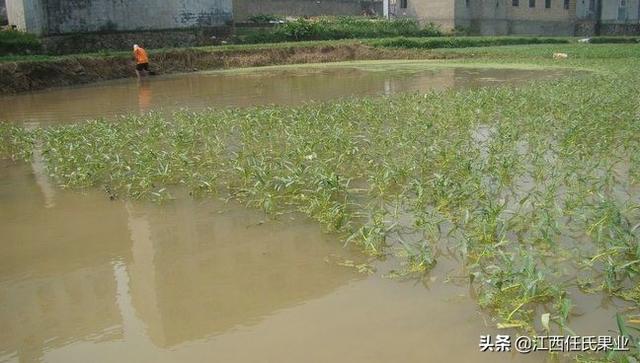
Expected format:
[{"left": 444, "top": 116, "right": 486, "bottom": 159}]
[
  {"left": 0, "top": 30, "right": 41, "bottom": 56},
  {"left": 589, "top": 36, "right": 640, "bottom": 44},
  {"left": 369, "top": 36, "right": 570, "bottom": 49},
  {"left": 238, "top": 16, "right": 442, "bottom": 44},
  {"left": 278, "top": 18, "right": 315, "bottom": 41}
]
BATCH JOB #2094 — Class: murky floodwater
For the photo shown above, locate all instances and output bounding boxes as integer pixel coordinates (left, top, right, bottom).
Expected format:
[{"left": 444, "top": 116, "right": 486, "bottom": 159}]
[
  {"left": 0, "top": 63, "right": 617, "bottom": 363},
  {"left": 0, "top": 61, "right": 568, "bottom": 125},
  {"left": 0, "top": 159, "right": 622, "bottom": 363},
  {"left": 0, "top": 162, "right": 515, "bottom": 363}
]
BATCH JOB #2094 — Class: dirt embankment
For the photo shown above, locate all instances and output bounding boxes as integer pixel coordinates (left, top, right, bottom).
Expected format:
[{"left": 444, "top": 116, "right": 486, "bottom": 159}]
[{"left": 0, "top": 44, "right": 455, "bottom": 94}]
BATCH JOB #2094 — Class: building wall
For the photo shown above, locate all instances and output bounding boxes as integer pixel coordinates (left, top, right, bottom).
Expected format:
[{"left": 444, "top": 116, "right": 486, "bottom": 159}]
[
  {"left": 395, "top": 0, "right": 576, "bottom": 34},
  {"left": 457, "top": 0, "right": 508, "bottom": 35},
  {"left": 41, "top": 27, "right": 232, "bottom": 54},
  {"left": 575, "top": 0, "right": 640, "bottom": 35},
  {"left": 601, "top": 0, "right": 640, "bottom": 22},
  {"left": 505, "top": 0, "right": 576, "bottom": 34},
  {"left": 7, "top": 0, "right": 233, "bottom": 35},
  {"left": 574, "top": 0, "right": 597, "bottom": 35},
  {"left": 1, "top": 0, "right": 7, "bottom": 25},
  {"left": 6, "top": 0, "right": 26, "bottom": 30},
  {"left": 393, "top": 0, "right": 456, "bottom": 30},
  {"left": 234, "top": 0, "right": 381, "bottom": 21},
  {"left": 506, "top": 0, "right": 576, "bottom": 21},
  {"left": 576, "top": 0, "right": 597, "bottom": 18},
  {"left": 575, "top": 0, "right": 640, "bottom": 23}
]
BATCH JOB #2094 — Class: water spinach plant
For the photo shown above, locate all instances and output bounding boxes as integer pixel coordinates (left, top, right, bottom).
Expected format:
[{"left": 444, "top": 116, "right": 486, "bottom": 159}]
[{"left": 1, "top": 43, "right": 640, "bottom": 362}]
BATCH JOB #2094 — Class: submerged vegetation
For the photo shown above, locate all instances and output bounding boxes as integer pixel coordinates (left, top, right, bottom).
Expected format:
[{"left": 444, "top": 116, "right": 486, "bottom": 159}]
[{"left": 2, "top": 44, "right": 640, "bottom": 361}]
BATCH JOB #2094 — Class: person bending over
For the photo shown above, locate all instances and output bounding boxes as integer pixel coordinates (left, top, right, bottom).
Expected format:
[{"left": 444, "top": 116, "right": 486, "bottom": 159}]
[{"left": 133, "top": 44, "right": 150, "bottom": 78}]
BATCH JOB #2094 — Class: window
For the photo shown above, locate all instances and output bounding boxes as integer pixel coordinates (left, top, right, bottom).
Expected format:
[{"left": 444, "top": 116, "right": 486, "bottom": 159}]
[
  {"left": 545, "top": 0, "right": 551, "bottom": 7},
  {"left": 513, "top": 0, "right": 519, "bottom": 6},
  {"left": 400, "top": 0, "right": 408, "bottom": 8},
  {"left": 529, "top": 0, "right": 535, "bottom": 7},
  {"left": 564, "top": 0, "right": 570, "bottom": 9}
]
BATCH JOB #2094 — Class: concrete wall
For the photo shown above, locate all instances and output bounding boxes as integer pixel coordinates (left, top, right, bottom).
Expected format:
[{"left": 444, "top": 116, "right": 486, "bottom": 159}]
[
  {"left": 600, "top": 0, "right": 640, "bottom": 22},
  {"left": 576, "top": 0, "right": 597, "bottom": 18},
  {"left": 7, "top": 0, "right": 233, "bottom": 35},
  {"left": 575, "top": 0, "right": 640, "bottom": 35},
  {"left": 6, "top": 0, "right": 25, "bottom": 30},
  {"left": 393, "top": 0, "right": 456, "bottom": 30},
  {"left": 395, "top": 0, "right": 576, "bottom": 34},
  {"left": 576, "top": 0, "right": 640, "bottom": 23},
  {"left": 456, "top": 0, "right": 508, "bottom": 35},
  {"left": 1, "top": 0, "right": 7, "bottom": 25},
  {"left": 504, "top": 0, "right": 576, "bottom": 34},
  {"left": 41, "top": 27, "right": 232, "bottom": 54},
  {"left": 387, "top": 0, "right": 576, "bottom": 34},
  {"left": 234, "top": 0, "right": 381, "bottom": 21},
  {"left": 505, "top": 0, "right": 576, "bottom": 21}
]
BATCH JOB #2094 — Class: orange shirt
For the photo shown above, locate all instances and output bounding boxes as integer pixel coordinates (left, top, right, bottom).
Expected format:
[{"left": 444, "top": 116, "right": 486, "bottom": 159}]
[{"left": 134, "top": 47, "right": 149, "bottom": 64}]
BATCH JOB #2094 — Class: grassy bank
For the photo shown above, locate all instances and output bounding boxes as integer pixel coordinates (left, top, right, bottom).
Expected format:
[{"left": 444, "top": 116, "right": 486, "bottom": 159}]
[
  {"left": 0, "top": 36, "right": 562, "bottom": 64},
  {"left": 4, "top": 35, "right": 633, "bottom": 64},
  {"left": 0, "top": 42, "right": 429, "bottom": 94},
  {"left": 0, "top": 36, "right": 605, "bottom": 94},
  {"left": 589, "top": 36, "right": 640, "bottom": 44},
  {"left": 2, "top": 44, "right": 640, "bottom": 361},
  {"left": 369, "top": 36, "right": 571, "bottom": 49}
]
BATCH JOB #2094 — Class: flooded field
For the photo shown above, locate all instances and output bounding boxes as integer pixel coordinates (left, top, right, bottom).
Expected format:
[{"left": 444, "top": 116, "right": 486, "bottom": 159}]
[
  {"left": 0, "top": 158, "right": 624, "bottom": 363},
  {"left": 0, "top": 59, "right": 632, "bottom": 363},
  {"left": 0, "top": 60, "right": 568, "bottom": 125},
  {"left": 0, "top": 161, "right": 591, "bottom": 363}
]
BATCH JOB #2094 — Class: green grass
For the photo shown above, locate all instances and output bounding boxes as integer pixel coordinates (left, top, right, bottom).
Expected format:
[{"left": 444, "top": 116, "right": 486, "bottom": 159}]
[
  {"left": 589, "top": 36, "right": 640, "bottom": 44},
  {"left": 0, "top": 30, "right": 42, "bottom": 56},
  {"left": 2, "top": 43, "right": 640, "bottom": 361},
  {"left": 0, "top": 35, "right": 634, "bottom": 64},
  {"left": 369, "top": 35, "right": 571, "bottom": 49}
]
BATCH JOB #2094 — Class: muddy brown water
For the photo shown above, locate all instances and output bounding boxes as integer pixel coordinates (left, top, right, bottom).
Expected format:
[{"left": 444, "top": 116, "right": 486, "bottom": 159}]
[
  {"left": 0, "top": 60, "right": 568, "bottom": 125},
  {"left": 0, "top": 62, "right": 618, "bottom": 363},
  {"left": 0, "top": 161, "right": 622, "bottom": 363}
]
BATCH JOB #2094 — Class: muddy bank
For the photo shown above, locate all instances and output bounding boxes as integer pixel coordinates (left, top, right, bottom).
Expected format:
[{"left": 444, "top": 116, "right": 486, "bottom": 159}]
[{"left": 0, "top": 44, "right": 451, "bottom": 94}]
